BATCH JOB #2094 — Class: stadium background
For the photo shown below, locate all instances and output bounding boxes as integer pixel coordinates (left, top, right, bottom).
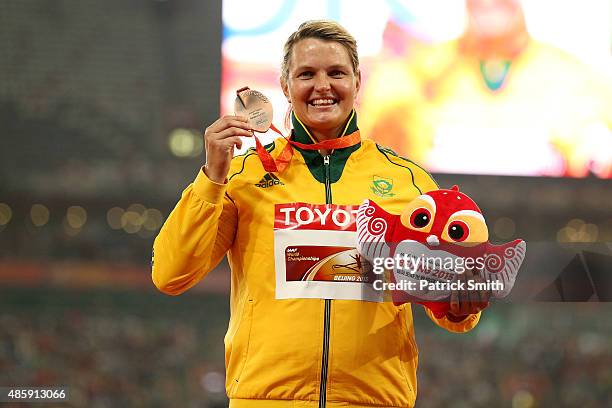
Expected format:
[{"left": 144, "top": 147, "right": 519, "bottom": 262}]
[{"left": 0, "top": 0, "right": 611, "bottom": 407}]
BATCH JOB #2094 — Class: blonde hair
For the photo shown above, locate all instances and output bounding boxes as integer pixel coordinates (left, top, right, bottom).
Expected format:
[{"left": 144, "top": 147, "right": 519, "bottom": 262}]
[{"left": 281, "top": 20, "right": 359, "bottom": 83}]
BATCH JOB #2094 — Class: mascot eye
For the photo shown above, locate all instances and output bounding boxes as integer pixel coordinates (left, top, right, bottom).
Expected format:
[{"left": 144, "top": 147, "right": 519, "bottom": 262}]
[
  {"left": 441, "top": 211, "right": 488, "bottom": 246},
  {"left": 447, "top": 221, "right": 469, "bottom": 242},
  {"left": 410, "top": 208, "right": 432, "bottom": 229},
  {"left": 400, "top": 195, "right": 435, "bottom": 233}
]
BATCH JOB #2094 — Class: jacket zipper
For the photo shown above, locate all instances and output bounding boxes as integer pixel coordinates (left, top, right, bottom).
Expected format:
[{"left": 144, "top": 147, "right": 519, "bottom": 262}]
[{"left": 319, "top": 155, "right": 332, "bottom": 408}]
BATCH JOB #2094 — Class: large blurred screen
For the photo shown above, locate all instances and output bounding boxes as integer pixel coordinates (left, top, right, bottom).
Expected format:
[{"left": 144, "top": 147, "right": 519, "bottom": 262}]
[{"left": 221, "top": 0, "right": 612, "bottom": 178}]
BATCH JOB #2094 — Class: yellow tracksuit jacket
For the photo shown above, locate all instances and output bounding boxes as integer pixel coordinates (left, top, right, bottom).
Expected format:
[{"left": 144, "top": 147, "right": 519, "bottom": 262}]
[{"left": 152, "top": 112, "right": 480, "bottom": 407}]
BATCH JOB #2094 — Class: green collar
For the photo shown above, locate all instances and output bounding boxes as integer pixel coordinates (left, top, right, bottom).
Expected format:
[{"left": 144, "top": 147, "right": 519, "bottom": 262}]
[
  {"left": 291, "top": 110, "right": 361, "bottom": 184},
  {"left": 479, "top": 59, "right": 512, "bottom": 92}
]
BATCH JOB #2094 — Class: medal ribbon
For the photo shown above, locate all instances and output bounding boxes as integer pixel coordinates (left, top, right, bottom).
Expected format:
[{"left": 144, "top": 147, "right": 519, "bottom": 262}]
[
  {"left": 254, "top": 125, "right": 361, "bottom": 173},
  {"left": 237, "top": 87, "right": 361, "bottom": 173}
]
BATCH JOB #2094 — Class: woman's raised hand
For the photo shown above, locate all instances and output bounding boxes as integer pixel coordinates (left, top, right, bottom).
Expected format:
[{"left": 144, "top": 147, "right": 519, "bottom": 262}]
[{"left": 203, "top": 116, "right": 252, "bottom": 183}]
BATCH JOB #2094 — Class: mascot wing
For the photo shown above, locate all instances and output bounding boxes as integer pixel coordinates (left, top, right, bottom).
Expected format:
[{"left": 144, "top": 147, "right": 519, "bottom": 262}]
[
  {"left": 482, "top": 239, "right": 526, "bottom": 298},
  {"left": 356, "top": 199, "right": 393, "bottom": 263}
]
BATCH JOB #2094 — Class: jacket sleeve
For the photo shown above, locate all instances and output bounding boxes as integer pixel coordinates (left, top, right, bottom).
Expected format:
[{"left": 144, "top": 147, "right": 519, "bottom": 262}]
[
  {"left": 152, "top": 168, "right": 237, "bottom": 295},
  {"left": 425, "top": 308, "right": 481, "bottom": 333}
]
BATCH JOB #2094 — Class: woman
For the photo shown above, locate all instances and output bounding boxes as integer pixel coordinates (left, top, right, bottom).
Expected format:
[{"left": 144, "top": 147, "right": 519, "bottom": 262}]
[{"left": 153, "top": 20, "right": 486, "bottom": 408}]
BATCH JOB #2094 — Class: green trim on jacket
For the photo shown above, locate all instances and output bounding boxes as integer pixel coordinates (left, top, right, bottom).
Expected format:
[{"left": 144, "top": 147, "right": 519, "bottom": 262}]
[{"left": 291, "top": 111, "right": 361, "bottom": 184}]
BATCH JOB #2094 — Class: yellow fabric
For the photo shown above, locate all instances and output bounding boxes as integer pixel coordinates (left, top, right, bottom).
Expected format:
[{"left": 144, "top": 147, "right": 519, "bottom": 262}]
[
  {"left": 229, "top": 398, "right": 406, "bottom": 407},
  {"left": 152, "top": 137, "right": 480, "bottom": 407}
]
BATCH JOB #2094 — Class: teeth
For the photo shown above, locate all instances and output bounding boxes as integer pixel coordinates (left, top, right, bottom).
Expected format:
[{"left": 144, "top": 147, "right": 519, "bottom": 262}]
[{"left": 311, "top": 99, "right": 335, "bottom": 106}]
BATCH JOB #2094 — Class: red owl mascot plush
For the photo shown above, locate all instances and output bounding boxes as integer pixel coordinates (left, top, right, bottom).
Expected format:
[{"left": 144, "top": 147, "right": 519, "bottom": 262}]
[{"left": 356, "top": 186, "right": 526, "bottom": 318}]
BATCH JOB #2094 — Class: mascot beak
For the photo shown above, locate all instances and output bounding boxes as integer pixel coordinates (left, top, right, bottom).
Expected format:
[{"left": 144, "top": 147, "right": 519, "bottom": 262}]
[{"left": 426, "top": 235, "right": 440, "bottom": 247}]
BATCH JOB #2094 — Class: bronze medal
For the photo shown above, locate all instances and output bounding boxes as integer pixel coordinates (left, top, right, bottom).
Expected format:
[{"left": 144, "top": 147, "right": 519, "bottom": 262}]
[{"left": 234, "top": 87, "right": 273, "bottom": 133}]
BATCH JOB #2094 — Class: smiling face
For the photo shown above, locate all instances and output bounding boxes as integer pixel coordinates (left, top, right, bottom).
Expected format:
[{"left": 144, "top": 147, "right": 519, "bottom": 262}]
[{"left": 281, "top": 38, "right": 361, "bottom": 141}]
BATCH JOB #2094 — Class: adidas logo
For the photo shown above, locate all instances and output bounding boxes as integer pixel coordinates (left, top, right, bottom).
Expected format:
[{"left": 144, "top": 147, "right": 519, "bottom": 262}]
[{"left": 255, "top": 173, "right": 285, "bottom": 188}]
